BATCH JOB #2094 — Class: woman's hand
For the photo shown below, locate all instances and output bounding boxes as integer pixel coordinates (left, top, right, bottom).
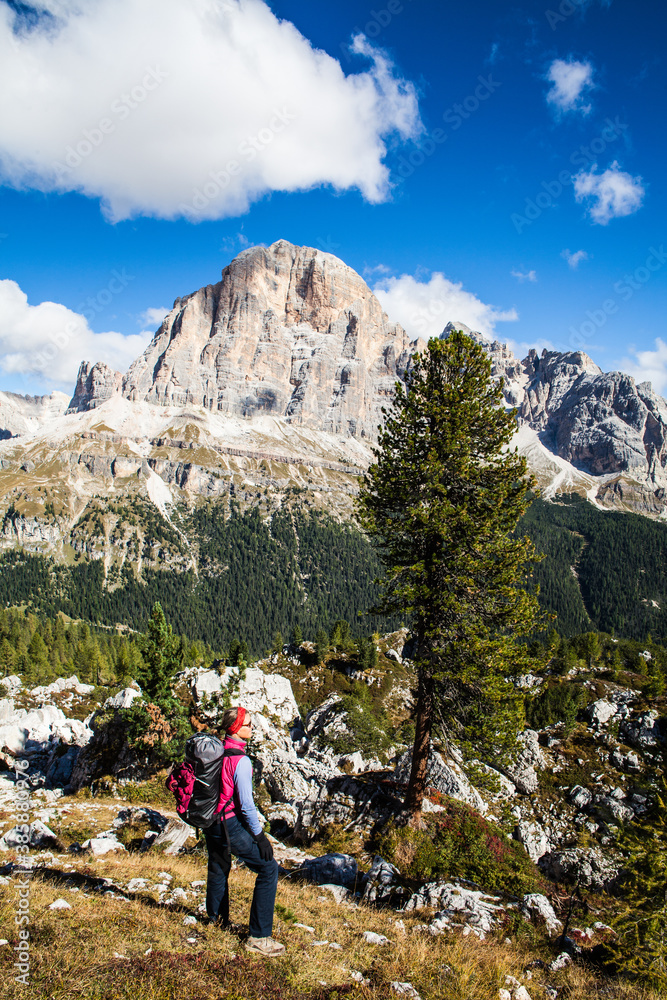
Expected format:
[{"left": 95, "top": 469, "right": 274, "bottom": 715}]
[{"left": 252, "top": 831, "right": 274, "bottom": 861}]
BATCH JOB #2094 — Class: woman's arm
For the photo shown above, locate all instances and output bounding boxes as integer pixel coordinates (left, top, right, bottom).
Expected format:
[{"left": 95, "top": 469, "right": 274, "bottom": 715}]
[{"left": 233, "top": 756, "right": 263, "bottom": 835}]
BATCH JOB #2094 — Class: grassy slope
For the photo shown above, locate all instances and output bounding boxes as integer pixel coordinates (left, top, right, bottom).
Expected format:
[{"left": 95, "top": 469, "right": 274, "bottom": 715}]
[{"left": 0, "top": 832, "right": 656, "bottom": 1000}]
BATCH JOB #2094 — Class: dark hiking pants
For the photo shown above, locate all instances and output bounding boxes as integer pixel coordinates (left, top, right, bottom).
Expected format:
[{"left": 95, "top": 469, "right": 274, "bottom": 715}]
[{"left": 204, "top": 814, "right": 279, "bottom": 938}]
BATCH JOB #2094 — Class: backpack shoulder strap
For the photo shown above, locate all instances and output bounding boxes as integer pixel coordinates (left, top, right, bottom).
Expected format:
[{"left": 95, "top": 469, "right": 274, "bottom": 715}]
[{"left": 215, "top": 746, "right": 248, "bottom": 814}]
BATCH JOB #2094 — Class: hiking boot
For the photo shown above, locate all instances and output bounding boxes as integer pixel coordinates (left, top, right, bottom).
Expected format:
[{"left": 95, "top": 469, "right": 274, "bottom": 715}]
[{"left": 244, "top": 936, "right": 285, "bottom": 957}]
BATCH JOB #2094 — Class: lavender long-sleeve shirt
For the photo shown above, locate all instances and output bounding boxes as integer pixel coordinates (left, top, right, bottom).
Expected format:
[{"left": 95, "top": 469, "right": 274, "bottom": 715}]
[
  {"left": 219, "top": 736, "right": 262, "bottom": 836},
  {"left": 232, "top": 755, "right": 262, "bottom": 836}
]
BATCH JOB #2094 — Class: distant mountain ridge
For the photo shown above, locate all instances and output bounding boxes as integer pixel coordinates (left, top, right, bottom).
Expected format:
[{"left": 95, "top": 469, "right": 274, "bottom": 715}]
[
  {"left": 452, "top": 321, "right": 667, "bottom": 515},
  {"left": 0, "top": 240, "right": 666, "bottom": 517}
]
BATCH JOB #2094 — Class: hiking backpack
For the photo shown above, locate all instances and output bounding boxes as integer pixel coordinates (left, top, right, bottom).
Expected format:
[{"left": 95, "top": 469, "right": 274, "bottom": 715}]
[{"left": 166, "top": 733, "right": 245, "bottom": 829}]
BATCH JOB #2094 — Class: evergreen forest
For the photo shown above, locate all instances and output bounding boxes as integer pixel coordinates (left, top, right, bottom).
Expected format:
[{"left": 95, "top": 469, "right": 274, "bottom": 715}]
[{"left": 0, "top": 494, "right": 665, "bottom": 653}]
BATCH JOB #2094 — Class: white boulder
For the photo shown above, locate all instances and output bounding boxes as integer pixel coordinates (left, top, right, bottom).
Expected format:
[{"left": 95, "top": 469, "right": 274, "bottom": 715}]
[
  {"left": 362, "top": 856, "right": 403, "bottom": 905},
  {"left": 404, "top": 882, "right": 504, "bottom": 934},
  {"left": 585, "top": 700, "right": 617, "bottom": 727},
  {"left": 151, "top": 818, "right": 194, "bottom": 855},
  {"left": 549, "top": 952, "right": 572, "bottom": 972},
  {"left": 306, "top": 694, "right": 348, "bottom": 740},
  {"left": 0, "top": 703, "right": 93, "bottom": 755},
  {"left": 0, "top": 819, "right": 58, "bottom": 851},
  {"left": 503, "top": 730, "right": 544, "bottom": 795},
  {"left": 319, "top": 883, "right": 350, "bottom": 903},
  {"left": 395, "top": 747, "right": 486, "bottom": 814},
  {"left": 188, "top": 666, "right": 300, "bottom": 727},
  {"left": 622, "top": 710, "right": 663, "bottom": 750},
  {"left": 49, "top": 898, "right": 72, "bottom": 910},
  {"left": 569, "top": 785, "right": 592, "bottom": 809},
  {"left": 516, "top": 820, "right": 550, "bottom": 862},
  {"left": 104, "top": 687, "right": 142, "bottom": 710},
  {"left": 82, "top": 834, "right": 126, "bottom": 855},
  {"left": 31, "top": 675, "right": 95, "bottom": 699},
  {"left": 363, "top": 931, "right": 389, "bottom": 945},
  {"left": 521, "top": 893, "right": 563, "bottom": 936},
  {"left": 390, "top": 984, "right": 420, "bottom": 998},
  {"left": 0, "top": 675, "right": 22, "bottom": 695},
  {"left": 539, "top": 847, "right": 619, "bottom": 889}
]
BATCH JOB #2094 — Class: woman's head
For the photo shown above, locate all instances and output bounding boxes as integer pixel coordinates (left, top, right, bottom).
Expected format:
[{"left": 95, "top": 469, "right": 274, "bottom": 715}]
[{"left": 221, "top": 705, "right": 252, "bottom": 738}]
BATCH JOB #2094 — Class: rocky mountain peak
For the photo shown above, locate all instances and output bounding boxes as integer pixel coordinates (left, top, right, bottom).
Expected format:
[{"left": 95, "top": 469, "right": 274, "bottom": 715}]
[
  {"left": 121, "top": 240, "right": 423, "bottom": 437},
  {"left": 67, "top": 361, "right": 122, "bottom": 414},
  {"left": 468, "top": 332, "right": 667, "bottom": 503}
]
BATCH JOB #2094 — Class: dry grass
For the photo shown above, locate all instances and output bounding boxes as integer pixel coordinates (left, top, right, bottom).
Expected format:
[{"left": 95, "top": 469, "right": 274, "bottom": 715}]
[{"left": 1, "top": 841, "right": 663, "bottom": 1000}]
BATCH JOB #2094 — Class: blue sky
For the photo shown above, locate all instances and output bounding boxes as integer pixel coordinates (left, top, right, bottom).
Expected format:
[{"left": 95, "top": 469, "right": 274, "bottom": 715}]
[{"left": 0, "top": 0, "right": 665, "bottom": 397}]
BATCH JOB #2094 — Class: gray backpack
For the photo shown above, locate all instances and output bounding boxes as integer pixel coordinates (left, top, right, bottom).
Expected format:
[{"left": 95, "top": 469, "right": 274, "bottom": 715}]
[{"left": 166, "top": 733, "right": 245, "bottom": 828}]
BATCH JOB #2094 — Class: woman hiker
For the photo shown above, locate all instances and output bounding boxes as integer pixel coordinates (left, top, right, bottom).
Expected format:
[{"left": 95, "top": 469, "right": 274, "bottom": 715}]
[{"left": 203, "top": 705, "right": 285, "bottom": 957}]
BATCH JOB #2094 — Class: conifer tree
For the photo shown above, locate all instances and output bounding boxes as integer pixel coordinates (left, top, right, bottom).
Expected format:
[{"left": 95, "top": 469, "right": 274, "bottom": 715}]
[
  {"left": 291, "top": 624, "right": 303, "bottom": 646},
  {"left": 357, "top": 331, "right": 544, "bottom": 822},
  {"left": 135, "top": 602, "right": 182, "bottom": 703},
  {"left": 609, "top": 780, "right": 667, "bottom": 989},
  {"left": 272, "top": 630, "right": 284, "bottom": 654},
  {"left": 314, "top": 627, "right": 329, "bottom": 664}
]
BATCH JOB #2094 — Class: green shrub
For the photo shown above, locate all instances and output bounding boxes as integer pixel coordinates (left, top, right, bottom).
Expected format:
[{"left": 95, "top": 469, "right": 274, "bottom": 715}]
[
  {"left": 375, "top": 801, "right": 540, "bottom": 896},
  {"left": 120, "top": 778, "right": 175, "bottom": 808},
  {"left": 123, "top": 701, "right": 192, "bottom": 768},
  {"left": 274, "top": 903, "right": 297, "bottom": 924},
  {"left": 525, "top": 681, "right": 587, "bottom": 733},
  {"left": 320, "top": 682, "right": 393, "bottom": 761},
  {"left": 57, "top": 823, "right": 95, "bottom": 845}
]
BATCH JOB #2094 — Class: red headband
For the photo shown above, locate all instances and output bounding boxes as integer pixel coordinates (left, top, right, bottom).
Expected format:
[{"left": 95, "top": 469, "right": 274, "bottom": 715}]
[{"left": 228, "top": 706, "right": 247, "bottom": 735}]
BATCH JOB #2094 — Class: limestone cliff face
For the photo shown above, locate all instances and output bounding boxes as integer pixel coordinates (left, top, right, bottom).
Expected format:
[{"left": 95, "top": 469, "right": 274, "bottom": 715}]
[
  {"left": 58, "top": 248, "right": 666, "bottom": 511},
  {"left": 0, "top": 390, "right": 69, "bottom": 438},
  {"left": 457, "top": 326, "right": 667, "bottom": 497},
  {"left": 122, "top": 240, "right": 422, "bottom": 438},
  {"left": 520, "top": 352, "right": 667, "bottom": 481},
  {"left": 67, "top": 361, "right": 122, "bottom": 414}
]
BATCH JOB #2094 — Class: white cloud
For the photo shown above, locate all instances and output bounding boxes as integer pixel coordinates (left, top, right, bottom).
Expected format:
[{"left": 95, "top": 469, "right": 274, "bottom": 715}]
[
  {"left": 562, "top": 248, "right": 589, "bottom": 269},
  {"left": 372, "top": 272, "right": 518, "bottom": 340},
  {"left": 511, "top": 269, "right": 537, "bottom": 283},
  {"left": 0, "top": 0, "right": 422, "bottom": 222},
  {"left": 620, "top": 338, "right": 667, "bottom": 396},
  {"left": 140, "top": 306, "right": 170, "bottom": 329},
  {"left": 573, "top": 161, "right": 645, "bottom": 224},
  {"left": 0, "top": 279, "right": 150, "bottom": 391},
  {"left": 546, "top": 58, "right": 594, "bottom": 114}
]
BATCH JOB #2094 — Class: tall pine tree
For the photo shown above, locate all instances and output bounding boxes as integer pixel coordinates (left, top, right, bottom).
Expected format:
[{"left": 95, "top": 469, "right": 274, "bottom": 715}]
[
  {"left": 135, "top": 602, "right": 182, "bottom": 703},
  {"left": 357, "top": 331, "right": 544, "bottom": 822},
  {"left": 608, "top": 780, "right": 667, "bottom": 989}
]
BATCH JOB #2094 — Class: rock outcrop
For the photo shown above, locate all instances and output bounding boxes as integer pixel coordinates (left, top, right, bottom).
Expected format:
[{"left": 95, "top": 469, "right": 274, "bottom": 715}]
[
  {"left": 122, "top": 240, "right": 423, "bottom": 438},
  {"left": 449, "top": 324, "right": 667, "bottom": 509},
  {"left": 2, "top": 241, "right": 666, "bottom": 522},
  {"left": 67, "top": 361, "right": 123, "bottom": 413},
  {"left": 0, "top": 389, "right": 69, "bottom": 437}
]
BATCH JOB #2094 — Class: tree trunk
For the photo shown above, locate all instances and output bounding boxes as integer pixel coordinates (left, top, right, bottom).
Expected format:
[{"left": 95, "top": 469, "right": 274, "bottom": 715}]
[{"left": 403, "top": 668, "right": 433, "bottom": 826}]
